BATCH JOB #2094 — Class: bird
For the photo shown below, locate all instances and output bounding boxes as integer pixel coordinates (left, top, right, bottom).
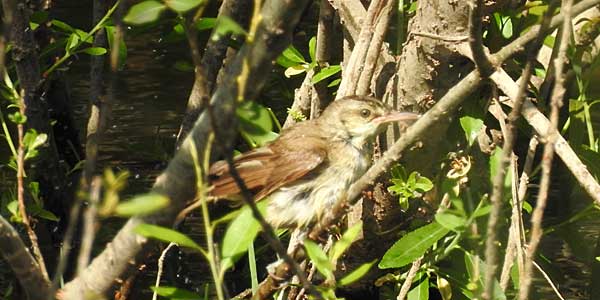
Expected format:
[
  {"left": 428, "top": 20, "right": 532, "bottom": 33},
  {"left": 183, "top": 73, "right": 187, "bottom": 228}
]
[{"left": 208, "top": 95, "right": 419, "bottom": 229}]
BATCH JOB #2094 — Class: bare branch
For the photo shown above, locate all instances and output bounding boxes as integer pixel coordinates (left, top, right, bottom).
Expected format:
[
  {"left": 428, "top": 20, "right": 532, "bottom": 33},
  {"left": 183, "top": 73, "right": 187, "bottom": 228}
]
[{"left": 0, "top": 215, "right": 50, "bottom": 300}]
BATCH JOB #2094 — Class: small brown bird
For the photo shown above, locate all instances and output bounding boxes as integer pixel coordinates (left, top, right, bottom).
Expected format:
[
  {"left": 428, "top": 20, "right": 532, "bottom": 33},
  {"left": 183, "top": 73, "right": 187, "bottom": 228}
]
[{"left": 209, "top": 95, "right": 419, "bottom": 228}]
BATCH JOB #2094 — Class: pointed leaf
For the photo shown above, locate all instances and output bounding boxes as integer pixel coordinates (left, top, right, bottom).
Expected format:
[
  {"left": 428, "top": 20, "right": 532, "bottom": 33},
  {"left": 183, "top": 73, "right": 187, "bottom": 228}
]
[
  {"left": 379, "top": 222, "right": 449, "bottom": 269},
  {"left": 220, "top": 202, "right": 266, "bottom": 270},
  {"left": 407, "top": 272, "right": 429, "bottom": 300},
  {"left": 124, "top": 0, "right": 166, "bottom": 25},
  {"left": 339, "top": 260, "right": 377, "bottom": 286},
  {"left": 331, "top": 222, "right": 363, "bottom": 261},
  {"left": 150, "top": 286, "right": 202, "bottom": 300},
  {"left": 304, "top": 240, "right": 333, "bottom": 280},
  {"left": 312, "top": 65, "right": 341, "bottom": 84},
  {"left": 115, "top": 193, "right": 169, "bottom": 216},
  {"left": 134, "top": 223, "right": 202, "bottom": 251},
  {"left": 164, "top": 0, "right": 204, "bottom": 13},
  {"left": 459, "top": 115, "right": 484, "bottom": 146}
]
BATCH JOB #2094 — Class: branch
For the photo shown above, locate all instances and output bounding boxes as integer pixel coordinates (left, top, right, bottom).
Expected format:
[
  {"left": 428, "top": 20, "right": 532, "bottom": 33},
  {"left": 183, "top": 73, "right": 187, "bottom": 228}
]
[
  {"left": 520, "top": 1, "right": 574, "bottom": 299},
  {"left": 0, "top": 215, "right": 50, "bottom": 300},
  {"left": 468, "top": 0, "right": 494, "bottom": 76},
  {"left": 59, "top": 0, "right": 311, "bottom": 298}
]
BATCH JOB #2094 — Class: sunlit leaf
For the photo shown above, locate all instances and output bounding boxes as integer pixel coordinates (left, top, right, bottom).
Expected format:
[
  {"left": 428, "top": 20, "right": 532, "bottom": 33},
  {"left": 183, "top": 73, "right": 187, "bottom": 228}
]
[
  {"left": 459, "top": 115, "right": 484, "bottom": 147},
  {"left": 284, "top": 64, "right": 307, "bottom": 78},
  {"left": 81, "top": 47, "right": 107, "bottom": 56},
  {"left": 124, "top": 0, "right": 166, "bottom": 25},
  {"left": 437, "top": 276, "right": 452, "bottom": 300},
  {"left": 276, "top": 45, "right": 306, "bottom": 68},
  {"left": 66, "top": 32, "right": 80, "bottom": 52},
  {"left": 308, "top": 36, "right": 317, "bottom": 62},
  {"left": 105, "top": 25, "right": 128, "bottom": 70},
  {"left": 380, "top": 222, "right": 449, "bottom": 269},
  {"left": 134, "top": 223, "right": 203, "bottom": 251},
  {"left": 51, "top": 19, "right": 76, "bottom": 32},
  {"left": 221, "top": 202, "right": 267, "bottom": 270},
  {"left": 8, "top": 112, "right": 27, "bottom": 124},
  {"left": 195, "top": 18, "right": 216, "bottom": 31},
  {"left": 312, "top": 65, "right": 341, "bottom": 84},
  {"left": 115, "top": 193, "right": 169, "bottom": 216},
  {"left": 150, "top": 286, "right": 202, "bottom": 300},
  {"left": 237, "top": 101, "right": 278, "bottom": 147},
  {"left": 164, "top": 0, "right": 204, "bottom": 13},
  {"left": 304, "top": 240, "right": 334, "bottom": 280},
  {"left": 435, "top": 211, "right": 466, "bottom": 231},
  {"left": 339, "top": 260, "right": 377, "bottom": 286},
  {"left": 331, "top": 222, "right": 363, "bottom": 261}
]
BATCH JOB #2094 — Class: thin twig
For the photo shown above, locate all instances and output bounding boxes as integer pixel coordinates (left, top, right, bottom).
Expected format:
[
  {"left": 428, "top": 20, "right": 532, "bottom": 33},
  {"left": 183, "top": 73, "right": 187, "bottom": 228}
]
[
  {"left": 396, "top": 257, "right": 423, "bottom": 300},
  {"left": 16, "top": 92, "right": 49, "bottom": 280},
  {"left": 532, "top": 260, "right": 567, "bottom": 300},
  {"left": 76, "top": 176, "right": 101, "bottom": 274},
  {"left": 152, "top": 243, "right": 177, "bottom": 300},
  {"left": 482, "top": 3, "right": 557, "bottom": 298},
  {"left": 520, "top": 1, "right": 574, "bottom": 299}
]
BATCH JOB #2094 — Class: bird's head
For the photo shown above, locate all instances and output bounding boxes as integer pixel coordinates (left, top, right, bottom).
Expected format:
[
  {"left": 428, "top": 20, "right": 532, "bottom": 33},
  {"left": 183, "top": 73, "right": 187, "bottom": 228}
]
[{"left": 319, "top": 95, "right": 419, "bottom": 145}]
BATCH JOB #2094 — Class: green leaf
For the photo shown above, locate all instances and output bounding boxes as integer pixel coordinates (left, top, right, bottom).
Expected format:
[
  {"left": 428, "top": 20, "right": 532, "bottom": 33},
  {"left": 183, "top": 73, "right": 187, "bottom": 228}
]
[
  {"left": 312, "top": 65, "right": 341, "bottom": 84},
  {"left": 414, "top": 176, "right": 433, "bottom": 192},
  {"left": 195, "top": 18, "right": 216, "bottom": 31},
  {"left": 304, "top": 240, "right": 334, "bottom": 280},
  {"left": 164, "top": 0, "right": 204, "bottom": 13},
  {"left": 220, "top": 202, "right": 266, "bottom": 270},
  {"left": 407, "top": 272, "right": 429, "bottom": 300},
  {"left": 331, "top": 222, "right": 363, "bottom": 261},
  {"left": 501, "top": 16, "right": 513, "bottom": 39},
  {"left": 81, "top": 47, "right": 107, "bottom": 56},
  {"left": 23, "top": 130, "right": 47, "bottom": 160},
  {"left": 51, "top": 19, "right": 76, "bottom": 32},
  {"left": 29, "top": 204, "right": 60, "bottom": 222},
  {"left": 338, "top": 260, "right": 377, "bottom": 286},
  {"left": 115, "top": 193, "right": 169, "bottom": 216},
  {"left": 134, "top": 223, "right": 203, "bottom": 251},
  {"left": 8, "top": 112, "right": 27, "bottom": 124},
  {"left": 66, "top": 32, "right": 80, "bottom": 52},
  {"left": 284, "top": 64, "right": 308, "bottom": 78},
  {"left": 150, "top": 286, "right": 202, "bottom": 300},
  {"left": 308, "top": 36, "right": 317, "bottom": 62},
  {"left": 124, "top": 0, "right": 166, "bottom": 25},
  {"left": 327, "top": 78, "right": 341, "bottom": 87},
  {"left": 380, "top": 222, "right": 449, "bottom": 269},
  {"left": 237, "top": 101, "right": 278, "bottom": 147},
  {"left": 210, "top": 16, "right": 246, "bottom": 41},
  {"left": 276, "top": 45, "right": 306, "bottom": 68},
  {"left": 435, "top": 211, "right": 467, "bottom": 231},
  {"left": 459, "top": 115, "right": 484, "bottom": 146},
  {"left": 173, "top": 60, "right": 194, "bottom": 72}
]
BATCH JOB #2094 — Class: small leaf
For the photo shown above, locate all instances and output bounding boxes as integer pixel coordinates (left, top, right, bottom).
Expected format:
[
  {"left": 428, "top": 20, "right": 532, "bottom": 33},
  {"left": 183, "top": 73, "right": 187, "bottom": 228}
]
[
  {"left": 414, "top": 176, "right": 433, "bottom": 192},
  {"left": 237, "top": 101, "right": 278, "bottom": 147},
  {"left": 134, "top": 223, "right": 203, "bottom": 251},
  {"left": 312, "top": 65, "right": 341, "bottom": 84},
  {"left": 284, "top": 64, "right": 307, "bottom": 78},
  {"left": 51, "top": 20, "right": 76, "bottom": 32},
  {"left": 8, "top": 112, "right": 27, "bottom": 124},
  {"left": 459, "top": 115, "right": 484, "bottom": 146},
  {"left": 115, "top": 193, "right": 169, "bottom": 216},
  {"left": 327, "top": 78, "right": 341, "bottom": 87},
  {"left": 437, "top": 276, "right": 452, "bottom": 300},
  {"left": 150, "top": 286, "right": 202, "bottom": 300},
  {"left": 331, "top": 222, "right": 363, "bottom": 261},
  {"left": 195, "top": 18, "right": 216, "bottom": 31},
  {"left": 81, "top": 47, "right": 107, "bottom": 56},
  {"left": 339, "top": 260, "right": 377, "bottom": 286},
  {"left": 308, "top": 36, "right": 317, "bottom": 62},
  {"left": 380, "top": 222, "right": 449, "bottom": 269},
  {"left": 105, "top": 25, "right": 128, "bottom": 70},
  {"left": 276, "top": 45, "right": 306, "bottom": 67},
  {"left": 435, "top": 211, "right": 466, "bottom": 231},
  {"left": 124, "top": 0, "right": 166, "bottom": 25},
  {"left": 65, "top": 32, "right": 80, "bottom": 52},
  {"left": 304, "top": 240, "right": 334, "bottom": 280},
  {"left": 164, "top": 0, "right": 204, "bottom": 13},
  {"left": 501, "top": 16, "right": 513, "bottom": 39}
]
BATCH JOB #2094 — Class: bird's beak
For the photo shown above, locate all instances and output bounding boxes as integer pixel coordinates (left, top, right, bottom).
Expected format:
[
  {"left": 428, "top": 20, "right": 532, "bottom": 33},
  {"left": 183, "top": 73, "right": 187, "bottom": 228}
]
[{"left": 372, "top": 111, "right": 420, "bottom": 125}]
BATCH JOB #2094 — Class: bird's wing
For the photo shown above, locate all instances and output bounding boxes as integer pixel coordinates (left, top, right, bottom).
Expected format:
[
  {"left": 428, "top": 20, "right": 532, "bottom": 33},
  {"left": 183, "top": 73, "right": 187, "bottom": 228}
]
[{"left": 209, "top": 127, "right": 327, "bottom": 201}]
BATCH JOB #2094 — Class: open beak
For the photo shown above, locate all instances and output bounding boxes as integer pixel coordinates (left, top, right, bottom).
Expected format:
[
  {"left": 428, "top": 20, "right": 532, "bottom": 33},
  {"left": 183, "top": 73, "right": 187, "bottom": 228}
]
[{"left": 372, "top": 111, "right": 420, "bottom": 125}]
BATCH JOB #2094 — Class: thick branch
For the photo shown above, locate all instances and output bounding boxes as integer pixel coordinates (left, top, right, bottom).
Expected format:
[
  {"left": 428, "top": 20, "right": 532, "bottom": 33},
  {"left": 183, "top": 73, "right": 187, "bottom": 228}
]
[{"left": 0, "top": 216, "right": 50, "bottom": 300}]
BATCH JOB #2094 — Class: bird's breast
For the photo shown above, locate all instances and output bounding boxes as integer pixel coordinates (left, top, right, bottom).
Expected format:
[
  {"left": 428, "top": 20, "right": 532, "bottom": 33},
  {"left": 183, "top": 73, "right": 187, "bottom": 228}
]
[{"left": 265, "top": 145, "right": 371, "bottom": 228}]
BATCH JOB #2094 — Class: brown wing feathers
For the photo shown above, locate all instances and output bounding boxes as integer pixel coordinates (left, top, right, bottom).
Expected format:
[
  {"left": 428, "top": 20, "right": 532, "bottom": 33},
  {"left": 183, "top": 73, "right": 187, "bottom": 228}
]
[{"left": 208, "top": 128, "right": 328, "bottom": 201}]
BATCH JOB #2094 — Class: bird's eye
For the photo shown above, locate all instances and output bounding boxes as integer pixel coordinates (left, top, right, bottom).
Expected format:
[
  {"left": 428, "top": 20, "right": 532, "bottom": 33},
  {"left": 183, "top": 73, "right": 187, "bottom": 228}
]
[{"left": 360, "top": 109, "right": 371, "bottom": 118}]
